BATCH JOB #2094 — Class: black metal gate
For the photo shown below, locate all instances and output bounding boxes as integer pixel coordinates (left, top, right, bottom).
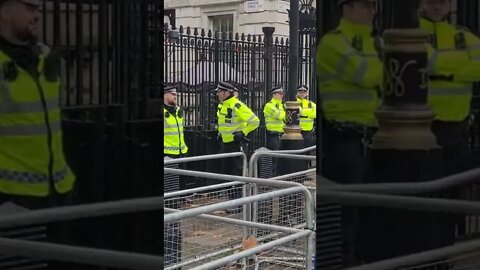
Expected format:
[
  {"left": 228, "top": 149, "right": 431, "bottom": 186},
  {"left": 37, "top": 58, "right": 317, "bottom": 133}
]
[
  {"left": 39, "top": 0, "right": 163, "bottom": 264},
  {"left": 164, "top": 18, "right": 317, "bottom": 159}
]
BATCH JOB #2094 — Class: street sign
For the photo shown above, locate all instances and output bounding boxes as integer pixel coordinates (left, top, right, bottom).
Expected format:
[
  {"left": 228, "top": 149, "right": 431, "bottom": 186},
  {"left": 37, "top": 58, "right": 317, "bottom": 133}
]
[{"left": 245, "top": 0, "right": 265, "bottom": 13}]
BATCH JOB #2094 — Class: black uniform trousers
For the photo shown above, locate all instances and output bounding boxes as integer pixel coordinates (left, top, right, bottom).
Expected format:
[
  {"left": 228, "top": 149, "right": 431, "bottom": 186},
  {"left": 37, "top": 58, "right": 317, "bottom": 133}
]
[
  {"left": 432, "top": 119, "right": 472, "bottom": 246},
  {"left": 321, "top": 120, "right": 374, "bottom": 267},
  {"left": 163, "top": 153, "right": 186, "bottom": 269},
  {"left": 301, "top": 130, "right": 314, "bottom": 148},
  {"left": 261, "top": 132, "right": 282, "bottom": 225},
  {"left": 266, "top": 131, "right": 282, "bottom": 177},
  {"left": 221, "top": 141, "right": 244, "bottom": 201},
  {"left": 266, "top": 132, "right": 282, "bottom": 151}
]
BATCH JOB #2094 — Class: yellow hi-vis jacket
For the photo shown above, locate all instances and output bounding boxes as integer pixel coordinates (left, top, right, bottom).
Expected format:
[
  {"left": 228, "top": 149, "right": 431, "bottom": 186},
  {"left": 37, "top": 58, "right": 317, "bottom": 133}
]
[
  {"left": 316, "top": 18, "right": 383, "bottom": 127},
  {"left": 263, "top": 98, "right": 285, "bottom": 133},
  {"left": 0, "top": 45, "right": 75, "bottom": 197},
  {"left": 297, "top": 98, "right": 316, "bottom": 132},
  {"left": 217, "top": 96, "right": 259, "bottom": 143},
  {"left": 164, "top": 106, "right": 188, "bottom": 155},
  {"left": 421, "top": 18, "right": 480, "bottom": 121}
]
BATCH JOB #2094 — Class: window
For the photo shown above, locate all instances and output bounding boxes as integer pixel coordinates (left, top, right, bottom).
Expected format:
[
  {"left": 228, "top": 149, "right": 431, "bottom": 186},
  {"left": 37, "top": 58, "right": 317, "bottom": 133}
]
[{"left": 211, "top": 15, "right": 234, "bottom": 35}]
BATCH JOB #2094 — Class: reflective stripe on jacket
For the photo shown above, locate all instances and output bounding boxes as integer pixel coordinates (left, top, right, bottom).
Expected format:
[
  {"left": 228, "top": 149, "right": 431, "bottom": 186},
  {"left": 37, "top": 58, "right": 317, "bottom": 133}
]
[
  {"left": 422, "top": 18, "right": 480, "bottom": 121},
  {"left": 0, "top": 46, "right": 75, "bottom": 197},
  {"left": 164, "top": 106, "right": 188, "bottom": 155},
  {"left": 217, "top": 96, "right": 259, "bottom": 143}
]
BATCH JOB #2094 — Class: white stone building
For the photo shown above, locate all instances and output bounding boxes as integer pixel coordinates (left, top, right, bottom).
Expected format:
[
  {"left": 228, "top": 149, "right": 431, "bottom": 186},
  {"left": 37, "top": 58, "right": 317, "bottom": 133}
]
[{"left": 164, "top": 0, "right": 316, "bottom": 38}]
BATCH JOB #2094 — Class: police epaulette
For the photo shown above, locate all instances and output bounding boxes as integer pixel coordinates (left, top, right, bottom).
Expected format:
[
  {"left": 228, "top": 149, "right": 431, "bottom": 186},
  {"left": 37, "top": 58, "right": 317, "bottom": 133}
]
[{"left": 235, "top": 103, "right": 242, "bottom": 109}]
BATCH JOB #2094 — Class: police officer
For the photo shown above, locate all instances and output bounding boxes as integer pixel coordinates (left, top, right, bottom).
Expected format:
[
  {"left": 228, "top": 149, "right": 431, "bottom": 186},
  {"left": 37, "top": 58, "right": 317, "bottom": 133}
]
[
  {"left": 0, "top": 0, "right": 76, "bottom": 268},
  {"left": 316, "top": 0, "right": 382, "bottom": 266},
  {"left": 263, "top": 86, "right": 286, "bottom": 151},
  {"left": 216, "top": 81, "right": 259, "bottom": 212},
  {"left": 164, "top": 86, "right": 188, "bottom": 158},
  {"left": 163, "top": 85, "right": 186, "bottom": 268},
  {"left": 215, "top": 86, "right": 241, "bottom": 151},
  {"left": 421, "top": 0, "right": 480, "bottom": 176},
  {"left": 297, "top": 85, "right": 317, "bottom": 147},
  {"left": 420, "top": 0, "right": 480, "bottom": 254}
]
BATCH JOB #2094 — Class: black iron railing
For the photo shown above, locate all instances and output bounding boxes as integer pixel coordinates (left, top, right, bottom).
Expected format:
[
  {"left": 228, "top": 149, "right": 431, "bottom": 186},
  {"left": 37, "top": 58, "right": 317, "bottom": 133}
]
[
  {"left": 36, "top": 2, "right": 163, "bottom": 265},
  {"left": 164, "top": 25, "right": 317, "bottom": 157}
]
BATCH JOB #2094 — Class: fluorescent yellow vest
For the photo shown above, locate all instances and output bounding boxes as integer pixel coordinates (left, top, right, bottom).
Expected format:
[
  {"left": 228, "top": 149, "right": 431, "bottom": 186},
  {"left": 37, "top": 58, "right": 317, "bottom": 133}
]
[
  {"left": 316, "top": 18, "right": 383, "bottom": 126},
  {"left": 421, "top": 18, "right": 480, "bottom": 121},
  {"left": 263, "top": 98, "right": 285, "bottom": 133},
  {"left": 0, "top": 46, "right": 75, "bottom": 197},
  {"left": 217, "top": 96, "right": 259, "bottom": 143},
  {"left": 164, "top": 106, "right": 188, "bottom": 155},
  {"left": 297, "top": 98, "right": 316, "bottom": 131}
]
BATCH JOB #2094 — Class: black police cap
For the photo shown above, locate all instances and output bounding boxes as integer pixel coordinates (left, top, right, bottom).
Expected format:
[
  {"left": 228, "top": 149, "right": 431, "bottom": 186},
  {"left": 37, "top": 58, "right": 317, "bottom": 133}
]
[
  {"left": 164, "top": 86, "right": 177, "bottom": 93},
  {"left": 270, "top": 86, "right": 284, "bottom": 94},
  {"left": 216, "top": 81, "right": 236, "bottom": 92},
  {"left": 297, "top": 85, "right": 309, "bottom": 92}
]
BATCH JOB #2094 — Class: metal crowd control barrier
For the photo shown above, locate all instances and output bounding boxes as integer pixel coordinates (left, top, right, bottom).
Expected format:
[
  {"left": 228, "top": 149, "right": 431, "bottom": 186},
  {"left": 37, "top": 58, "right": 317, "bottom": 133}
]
[
  {"left": 318, "top": 167, "right": 480, "bottom": 269},
  {"left": 0, "top": 197, "right": 163, "bottom": 269},
  {"left": 251, "top": 169, "right": 317, "bottom": 232},
  {"left": 247, "top": 147, "right": 321, "bottom": 267},
  {"left": 165, "top": 152, "right": 252, "bottom": 230},
  {"left": 248, "top": 146, "right": 316, "bottom": 227},
  {"left": 346, "top": 238, "right": 480, "bottom": 270},
  {"left": 248, "top": 146, "right": 316, "bottom": 178},
  {"left": 164, "top": 152, "right": 248, "bottom": 177},
  {"left": 322, "top": 167, "right": 480, "bottom": 239},
  {"left": 164, "top": 168, "right": 315, "bottom": 270},
  {"left": 318, "top": 190, "right": 480, "bottom": 270},
  {"left": 271, "top": 169, "right": 317, "bottom": 200}
]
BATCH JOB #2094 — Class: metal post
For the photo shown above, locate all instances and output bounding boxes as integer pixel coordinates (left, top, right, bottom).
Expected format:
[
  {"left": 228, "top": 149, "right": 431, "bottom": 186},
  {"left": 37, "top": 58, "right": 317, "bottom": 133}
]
[
  {"left": 262, "top": 27, "right": 275, "bottom": 94},
  {"left": 280, "top": 0, "right": 304, "bottom": 156},
  {"left": 278, "top": 3, "right": 308, "bottom": 249},
  {"left": 361, "top": 0, "right": 445, "bottom": 263},
  {"left": 288, "top": 0, "right": 300, "bottom": 101}
]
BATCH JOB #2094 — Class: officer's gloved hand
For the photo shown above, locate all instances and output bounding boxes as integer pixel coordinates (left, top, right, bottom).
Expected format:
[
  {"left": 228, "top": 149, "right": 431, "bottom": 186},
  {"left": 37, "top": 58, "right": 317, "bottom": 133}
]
[{"left": 233, "top": 131, "right": 246, "bottom": 143}]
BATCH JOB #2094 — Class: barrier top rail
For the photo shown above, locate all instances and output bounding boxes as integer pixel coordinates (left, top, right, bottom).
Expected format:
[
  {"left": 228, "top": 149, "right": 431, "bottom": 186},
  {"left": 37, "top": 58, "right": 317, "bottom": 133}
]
[
  {"left": 165, "top": 186, "right": 305, "bottom": 223},
  {"left": 270, "top": 168, "right": 317, "bottom": 181},
  {"left": 317, "top": 190, "right": 480, "bottom": 215},
  {"left": 321, "top": 167, "right": 480, "bottom": 195},
  {"left": 0, "top": 197, "right": 163, "bottom": 229},
  {"left": 0, "top": 236, "right": 162, "bottom": 270},
  {"left": 164, "top": 151, "right": 248, "bottom": 176},
  {"left": 249, "top": 146, "right": 316, "bottom": 177},
  {"left": 163, "top": 168, "right": 314, "bottom": 229},
  {"left": 164, "top": 208, "right": 303, "bottom": 234},
  {"left": 0, "top": 197, "right": 164, "bottom": 269},
  {"left": 164, "top": 152, "right": 246, "bottom": 165},
  {"left": 164, "top": 180, "right": 245, "bottom": 199},
  {"left": 345, "top": 232, "right": 480, "bottom": 270}
]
